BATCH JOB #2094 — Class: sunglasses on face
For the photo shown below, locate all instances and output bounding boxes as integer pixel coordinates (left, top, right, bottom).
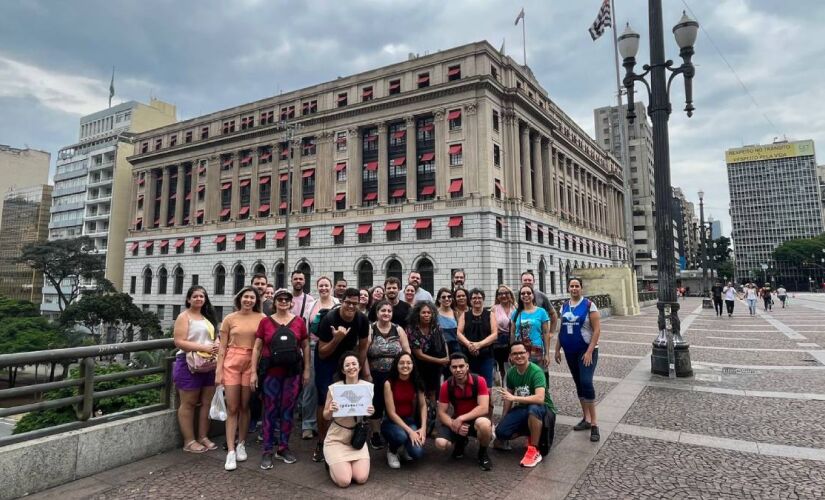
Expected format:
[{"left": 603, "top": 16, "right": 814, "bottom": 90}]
[
  {"left": 275, "top": 297, "right": 291, "bottom": 303},
  {"left": 520, "top": 291, "right": 533, "bottom": 296}
]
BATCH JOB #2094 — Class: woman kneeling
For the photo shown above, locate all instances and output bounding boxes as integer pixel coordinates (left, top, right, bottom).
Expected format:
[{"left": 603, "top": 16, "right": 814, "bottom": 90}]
[{"left": 382, "top": 352, "right": 428, "bottom": 468}]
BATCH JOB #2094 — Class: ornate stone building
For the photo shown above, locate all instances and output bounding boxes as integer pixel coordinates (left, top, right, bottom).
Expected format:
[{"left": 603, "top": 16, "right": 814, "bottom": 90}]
[{"left": 124, "top": 41, "right": 627, "bottom": 323}]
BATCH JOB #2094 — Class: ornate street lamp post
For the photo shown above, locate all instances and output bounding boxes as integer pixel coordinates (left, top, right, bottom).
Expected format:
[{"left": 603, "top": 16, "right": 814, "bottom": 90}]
[{"left": 618, "top": 2, "right": 697, "bottom": 377}]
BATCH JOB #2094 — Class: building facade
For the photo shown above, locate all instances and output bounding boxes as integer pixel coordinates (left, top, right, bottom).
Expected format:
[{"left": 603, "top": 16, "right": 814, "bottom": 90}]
[
  {"left": 594, "top": 103, "right": 656, "bottom": 282},
  {"left": 0, "top": 145, "right": 50, "bottom": 232},
  {"left": 818, "top": 165, "right": 825, "bottom": 227},
  {"left": 0, "top": 185, "right": 52, "bottom": 302},
  {"left": 727, "top": 140, "right": 824, "bottom": 283},
  {"left": 124, "top": 42, "right": 628, "bottom": 326},
  {"left": 42, "top": 99, "right": 177, "bottom": 317},
  {"left": 672, "top": 187, "right": 698, "bottom": 271}
]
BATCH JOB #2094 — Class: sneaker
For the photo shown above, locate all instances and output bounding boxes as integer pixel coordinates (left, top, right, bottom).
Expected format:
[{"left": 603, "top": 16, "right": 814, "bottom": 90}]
[
  {"left": 386, "top": 449, "right": 401, "bottom": 469},
  {"left": 451, "top": 437, "right": 468, "bottom": 459},
  {"left": 398, "top": 446, "right": 414, "bottom": 462},
  {"left": 301, "top": 429, "right": 315, "bottom": 440},
  {"left": 312, "top": 442, "right": 325, "bottom": 463},
  {"left": 590, "top": 425, "right": 601, "bottom": 442},
  {"left": 369, "top": 432, "right": 385, "bottom": 450},
  {"left": 235, "top": 442, "right": 247, "bottom": 462},
  {"left": 520, "top": 445, "right": 542, "bottom": 468},
  {"left": 224, "top": 451, "right": 237, "bottom": 471},
  {"left": 492, "top": 439, "right": 512, "bottom": 451},
  {"left": 260, "top": 453, "right": 273, "bottom": 470},
  {"left": 275, "top": 448, "right": 297, "bottom": 464},
  {"left": 573, "top": 418, "right": 592, "bottom": 431},
  {"left": 477, "top": 448, "right": 493, "bottom": 471}
]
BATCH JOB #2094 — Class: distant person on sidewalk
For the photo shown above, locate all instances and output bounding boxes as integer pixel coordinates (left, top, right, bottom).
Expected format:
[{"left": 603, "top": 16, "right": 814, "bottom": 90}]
[
  {"left": 723, "top": 282, "right": 738, "bottom": 317},
  {"left": 760, "top": 284, "right": 773, "bottom": 311},
  {"left": 744, "top": 283, "right": 758, "bottom": 316},
  {"left": 777, "top": 286, "right": 788, "bottom": 308},
  {"left": 710, "top": 282, "right": 724, "bottom": 317}
]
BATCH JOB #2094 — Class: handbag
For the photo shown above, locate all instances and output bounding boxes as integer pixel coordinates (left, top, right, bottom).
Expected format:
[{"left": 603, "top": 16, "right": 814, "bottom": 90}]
[
  {"left": 350, "top": 418, "right": 369, "bottom": 449},
  {"left": 186, "top": 318, "right": 218, "bottom": 374}
]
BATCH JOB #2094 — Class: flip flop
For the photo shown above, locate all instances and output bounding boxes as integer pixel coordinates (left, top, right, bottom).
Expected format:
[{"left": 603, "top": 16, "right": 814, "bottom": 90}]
[
  {"left": 183, "top": 440, "right": 207, "bottom": 453},
  {"left": 198, "top": 437, "right": 218, "bottom": 450}
]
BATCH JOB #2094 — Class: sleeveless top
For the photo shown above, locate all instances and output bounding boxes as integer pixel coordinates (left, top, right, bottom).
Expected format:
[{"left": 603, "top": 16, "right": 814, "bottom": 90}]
[
  {"left": 462, "top": 309, "right": 493, "bottom": 357},
  {"left": 493, "top": 303, "right": 515, "bottom": 346},
  {"left": 437, "top": 312, "right": 458, "bottom": 343},
  {"left": 368, "top": 323, "right": 403, "bottom": 373},
  {"left": 559, "top": 298, "right": 594, "bottom": 353},
  {"left": 177, "top": 316, "right": 215, "bottom": 355}
]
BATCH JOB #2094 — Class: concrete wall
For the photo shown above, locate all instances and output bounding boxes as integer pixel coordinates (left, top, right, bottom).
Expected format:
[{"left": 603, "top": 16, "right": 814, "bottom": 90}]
[
  {"left": 574, "top": 265, "right": 640, "bottom": 316},
  {"left": 0, "top": 410, "right": 180, "bottom": 500}
]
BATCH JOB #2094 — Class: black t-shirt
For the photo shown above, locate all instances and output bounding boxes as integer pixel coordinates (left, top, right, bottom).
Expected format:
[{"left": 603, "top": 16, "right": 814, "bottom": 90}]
[
  {"left": 368, "top": 300, "right": 411, "bottom": 329},
  {"left": 317, "top": 308, "right": 370, "bottom": 363},
  {"left": 711, "top": 286, "right": 723, "bottom": 299}
]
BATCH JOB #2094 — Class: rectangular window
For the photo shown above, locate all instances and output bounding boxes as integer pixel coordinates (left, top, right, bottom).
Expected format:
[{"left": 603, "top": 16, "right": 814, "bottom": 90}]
[
  {"left": 185, "top": 131, "right": 193, "bottom": 143},
  {"left": 447, "top": 65, "right": 461, "bottom": 81},
  {"left": 333, "top": 271, "right": 344, "bottom": 285},
  {"left": 141, "top": 142, "right": 148, "bottom": 154},
  {"left": 298, "top": 228, "right": 311, "bottom": 247},
  {"left": 200, "top": 127, "right": 209, "bottom": 140},
  {"left": 525, "top": 225, "right": 533, "bottom": 242},
  {"left": 275, "top": 230, "right": 286, "bottom": 248},
  {"left": 415, "top": 219, "right": 432, "bottom": 240},
  {"left": 169, "top": 135, "right": 177, "bottom": 147},
  {"left": 241, "top": 115, "right": 254, "bottom": 129},
  {"left": 357, "top": 224, "right": 372, "bottom": 243},
  {"left": 493, "top": 144, "right": 501, "bottom": 167},
  {"left": 336, "top": 132, "right": 347, "bottom": 152},
  {"left": 172, "top": 304, "right": 181, "bottom": 320},
  {"left": 335, "top": 163, "right": 347, "bottom": 183},
  {"left": 449, "top": 144, "right": 463, "bottom": 166},
  {"left": 337, "top": 92, "right": 348, "bottom": 107},
  {"left": 496, "top": 218, "right": 503, "bottom": 238},
  {"left": 448, "top": 109, "right": 462, "bottom": 130},
  {"left": 302, "top": 100, "right": 318, "bottom": 115},
  {"left": 261, "top": 110, "right": 274, "bottom": 124},
  {"left": 160, "top": 241, "right": 169, "bottom": 255},
  {"left": 302, "top": 136, "right": 316, "bottom": 156},
  {"left": 129, "top": 276, "right": 136, "bottom": 294},
  {"left": 362, "top": 86, "right": 373, "bottom": 102},
  {"left": 235, "top": 234, "right": 246, "bottom": 251},
  {"left": 332, "top": 226, "right": 344, "bottom": 245},
  {"left": 491, "top": 65, "right": 498, "bottom": 79},
  {"left": 448, "top": 216, "right": 464, "bottom": 238},
  {"left": 448, "top": 179, "right": 463, "bottom": 199},
  {"left": 335, "top": 193, "right": 346, "bottom": 210},
  {"left": 280, "top": 106, "right": 295, "bottom": 120},
  {"left": 538, "top": 229, "right": 544, "bottom": 244},
  {"left": 417, "top": 72, "right": 430, "bottom": 88},
  {"left": 255, "top": 232, "right": 266, "bottom": 250},
  {"left": 176, "top": 239, "right": 185, "bottom": 254},
  {"left": 259, "top": 146, "right": 273, "bottom": 164},
  {"left": 363, "top": 129, "right": 378, "bottom": 152},
  {"left": 493, "top": 110, "right": 500, "bottom": 131},
  {"left": 145, "top": 243, "right": 154, "bottom": 256},
  {"left": 222, "top": 120, "right": 236, "bottom": 134},
  {"left": 389, "top": 79, "right": 401, "bottom": 95},
  {"left": 157, "top": 305, "right": 165, "bottom": 320},
  {"left": 217, "top": 238, "right": 226, "bottom": 252},
  {"left": 386, "top": 221, "right": 401, "bottom": 241},
  {"left": 192, "top": 274, "right": 199, "bottom": 286}
]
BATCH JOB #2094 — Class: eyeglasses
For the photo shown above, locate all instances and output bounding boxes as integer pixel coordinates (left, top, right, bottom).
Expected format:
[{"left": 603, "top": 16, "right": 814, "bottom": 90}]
[{"left": 497, "top": 292, "right": 509, "bottom": 296}]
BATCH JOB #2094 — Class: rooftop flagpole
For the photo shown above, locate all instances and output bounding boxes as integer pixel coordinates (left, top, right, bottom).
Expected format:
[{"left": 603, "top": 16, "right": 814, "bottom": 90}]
[{"left": 515, "top": 7, "right": 526, "bottom": 66}]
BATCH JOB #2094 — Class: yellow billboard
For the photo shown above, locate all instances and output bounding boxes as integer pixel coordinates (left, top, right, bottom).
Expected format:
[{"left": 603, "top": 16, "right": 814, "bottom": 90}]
[{"left": 725, "top": 140, "right": 815, "bottom": 164}]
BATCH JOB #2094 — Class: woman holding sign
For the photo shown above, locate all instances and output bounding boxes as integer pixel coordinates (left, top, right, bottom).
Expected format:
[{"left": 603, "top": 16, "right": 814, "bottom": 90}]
[{"left": 322, "top": 352, "right": 375, "bottom": 488}]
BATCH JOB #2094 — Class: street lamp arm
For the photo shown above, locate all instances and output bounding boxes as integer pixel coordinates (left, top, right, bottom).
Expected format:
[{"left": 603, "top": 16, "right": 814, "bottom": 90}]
[{"left": 621, "top": 60, "right": 651, "bottom": 124}]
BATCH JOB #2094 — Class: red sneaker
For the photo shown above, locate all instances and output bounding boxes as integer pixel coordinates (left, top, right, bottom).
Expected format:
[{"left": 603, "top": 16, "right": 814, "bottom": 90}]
[{"left": 520, "top": 445, "right": 542, "bottom": 468}]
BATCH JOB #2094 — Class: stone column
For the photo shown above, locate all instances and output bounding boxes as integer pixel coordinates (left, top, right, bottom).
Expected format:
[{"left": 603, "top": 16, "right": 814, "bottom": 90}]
[
  {"left": 542, "top": 139, "right": 553, "bottom": 213},
  {"left": 174, "top": 164, "right": 185, "bottom": 225},
  {"left": 229, "top": 153, "right": 240, "bottom": 218},
  {"left": 316, "top": 132, "right": 334, "bottom": 212},
  {"left": 206, "top": 156, "right": 220, "bottom": 222},
  {"left": 520, "top": 124, "right": 532, "bottom": 206},
  {"left": 377, "top": 122, "right": 389, "bottom": 205},
  {"left": 290, "top": 139, "right": 303, "bottom": 214},
  {"left": 269, "top": 147, "right": 279, "bottom": 215},
  {"left": 129, "top": 172, "right": 139, "bottom": 228},
  {"left": 532, "top": 133, "right": 544, "bottom": 211},
  {"left": 463, "top": 102, "right": 479, "bottom": 195},
  {"left": 250, "top": 151, "right": 260, "bottom": 216},
  {"left": 347, "top": 127, "right": 362, "bottom": 208},
  {"left": 159, "top": 168, "right": 170, "bottom": 227},
  {"left": 503, "top": 111, "right": 521, "bottom": 199},
  {"left": 404, "top": 116, "right": 417, "bottom": 202},
  {"left": 433, "top": 109, "right": 448, "bottom": 198}
]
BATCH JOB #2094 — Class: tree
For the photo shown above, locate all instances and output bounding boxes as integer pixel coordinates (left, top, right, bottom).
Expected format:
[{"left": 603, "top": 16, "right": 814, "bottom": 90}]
[
  {"left": 17, "top": 236, "right": 106, "bottom": 313},
  {"left": 61, "top": 292, "right": 162, "bottom": 350},
  {"left": 773, "top": 233, "right": 825, "bottom": 267},
  {"left": 710, "top": 236, "right": 732, "bottom": 264},
  {"left": 0, "top": 295, "right": 68, "bottom": 386}
]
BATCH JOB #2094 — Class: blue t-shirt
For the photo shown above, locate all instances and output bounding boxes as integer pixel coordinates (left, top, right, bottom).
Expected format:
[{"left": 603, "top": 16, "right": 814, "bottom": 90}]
[
  {"left": 437, "top": 313, "right": 458, "bottom": 343},
  {"left": 511, "top": 308, "right": 550, "bottom": 354}
]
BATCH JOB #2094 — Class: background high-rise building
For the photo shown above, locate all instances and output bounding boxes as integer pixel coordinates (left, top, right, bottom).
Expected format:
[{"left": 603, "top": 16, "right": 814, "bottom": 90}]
[
  {"left": 818, "top": 165, "right": 825, "bottom": 226},
  {"left": 726, "top": 139, "right": 824, "bottom": 285},
  {"left": 709, "top": 217, "right": 722, "bottom": 240},
  {"left": 43, "top": 99, "right": 177, "bottom": 317},
  {"left": 594, "top": 103, "right": 657, "bottom": 283},
  {"left": 0, "top": 145, "right": 50, "bottom": 232},
  {"left": 0, "top": 185, "right": 53, "bottom": 302},
  {"left": 672, "top": 187, "right": 698, "bottom": 271}
]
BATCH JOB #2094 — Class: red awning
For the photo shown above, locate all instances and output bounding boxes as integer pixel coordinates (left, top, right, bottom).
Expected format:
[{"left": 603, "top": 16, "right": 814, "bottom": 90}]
[
  {"left": 258, "top": 204, "right": 270, "bottom": 213},
  {"left": 127, "top": 242, "right": 138, "bottom": 251},
  {"left": 189, "top": 237, "right": 201, "bottom": 248},
  {"left": 392, "top": 130, "right": 406, "bottom": 139},
  {"left": 234, "top": 233, "right": 245, "bottom": 242},
  {"left": 391, "top": 157, "right": 405, "bottom": 166},
  {"left": 356, "top": 223, "right": 372, "bottom": 235},
  {"left": 495, "top": 179, "right": 507, "bottom": 194},
  {"left": 196, "top": 209, "right": 204, "bottom": 217},
  {"left": 239, "top": 206, "right": 250, "bottom": 215},
  {"left": 417, "top": 74, "right": 429, "bottom": 83},
  {"left": 335, "top": 192, "right": 346, "bottom": 201},
  {"left": 241, "top": 156, "right": 252, "bottom": 165},
  {"left": 335, "top": 162, "right": 347, "bottom": 171},
  {"left": 389, "top": 81, "right": 401, "bottom": 90},
  {"left": 420, "top": 185, "right": 435, "bottom": 196},
  {"left": 185, "top": 193, "right": 192, "bottom": 200},
  {"left": 169, "top": 193, "right": 177, "bottom": 200},
  {"left": 137, "top": 178, "right": 145, "bottom": 185},
  {"left": 296, "top": 228, "right": 311, "bottom": 238},
  {"left": 260, "top": 176, "right": 270, "bottom": 185},
  {"left": 159, "top": 240, "right": 169, "bottom": 248},
  {"left": 168, "top": 217, "right": 175, "bottom": 225},
  {"left": 302, "top": 198, "right": 314, "bottom": 208},
  {"left": 448, "top": 179, "right": 463, "bottom": 193},
  {"left": 260, "top": 151, "right": 272, "bottom": 161},
  {"left": 384, "top": 221, "right": 400, "bottom": 231},
  {"left": 221, "top": 182, "right": 231, "bottom": 190},
  {"left": 365, "top": 161, "right": 378, "bottom": 171},
  {"left": 447, "top": 66, "right": 461, "bottom": 76},
  {"left": 254, "top": 232, "right": 266, "bottom": 241},
  {"left": 448, "top": 144, "right": 463, "bottom": 155},
  {"left": 420, "top": 123, "right": 434, "bottom": 132},
  {"left": 336, "top": 135, "right": 347, "bottom": 143},
  {"left": 362, "top": 88, "right": 373, "bottom": 97},
  {"left": 274, "top": 230, "right": 286, "bottom": 240},
  {"left": 279, "top": 201, "right": 288, "bottom": 209},
  {"left": 364, "top": 192, "right": 378, "bottom": 201},
  {"left": 337, "top": 94, "right": 347, "bottom": 102},
  {"left": 331, "top": 226, "right": 344, "bottom": 236},
  {"left": 364, "top": 135, "right": 378, "bottom": 143},
  {"left": 197, "top": 185, "right": 205, "bottom": 192},
  {"left": 239, "top": 179, "right": 251, "bottom": 187},
  {"left": 153, "top": 218, "right": 160, "bottom": 225},
  {"left": 222, "top": 159, "right": 232, "bottom": 167},
  {"left": 447, "top": 110, "right": 461, "bottom": 120},
  {"left": 134, "top": 217, "right": 143, "bottom": 223},
  {"left": 419, "top": 152, "right": 434, "bottom": 162},
  {"left": 279, "top": 173, "right": 288, "bottom": 182},
  {"left": 391, "top": 188, "right": 405, "bottom": 198},
  {"left": 302, "top": 169, "right": 315, "bottom": 178},
  {"left": 496, "top": 216, "right": 506, "bottom": 227},
  {"left": 198, "top": 166, "right": 206, "bottom": 174},
  {"left": 448, "top": 216, "right": 463, "bottom": 227},
  {"left": 214, "top": 235, "right": 226, "bottom": 244},
  {"left": 413, "top": 219, "right": 431, "bottom": 229},
  {"left": 219, "top": 208, "right": 230, "bottom": 216},
  {"left": 174, "top": 239, "right": 185, "bottom": 248},
  {"left": 143, "top": 241, "right": 154, "bottom": 248}
]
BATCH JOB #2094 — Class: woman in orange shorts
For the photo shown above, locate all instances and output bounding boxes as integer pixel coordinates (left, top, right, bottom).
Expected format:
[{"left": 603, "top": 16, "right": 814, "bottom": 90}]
[{"left": 215, "top": 286, "right": 265, "bottom": 471}]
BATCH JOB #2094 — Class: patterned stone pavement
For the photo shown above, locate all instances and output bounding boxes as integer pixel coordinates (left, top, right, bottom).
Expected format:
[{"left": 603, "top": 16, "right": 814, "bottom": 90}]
[{"left": 30, "top": 295, "right": 825, "bottom": 499}]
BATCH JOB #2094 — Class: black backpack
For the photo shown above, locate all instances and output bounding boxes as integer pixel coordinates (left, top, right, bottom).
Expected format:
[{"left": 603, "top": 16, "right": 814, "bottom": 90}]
[
  {"left": 267, "top": 316, "right": 301, "bottom": 369},
  {"left": 447, "top": 374, "right": 479, "bottom": 410}
]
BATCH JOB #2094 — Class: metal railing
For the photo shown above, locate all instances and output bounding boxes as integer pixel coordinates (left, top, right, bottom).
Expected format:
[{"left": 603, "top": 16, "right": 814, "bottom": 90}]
[
  {"left": 0, "top": 339, "right": 175, "bottom": 447},
  {"left": 549, "top": 294, "right": 612, "bottom": 313},
  {"left": 638, "top": 291, "right": 658, "bottom": 303}
]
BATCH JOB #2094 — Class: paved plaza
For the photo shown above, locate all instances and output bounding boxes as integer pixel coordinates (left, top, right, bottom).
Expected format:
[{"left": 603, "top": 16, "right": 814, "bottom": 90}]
[{"left": 32, "top": 296, "right": 825, "bottom": 499}]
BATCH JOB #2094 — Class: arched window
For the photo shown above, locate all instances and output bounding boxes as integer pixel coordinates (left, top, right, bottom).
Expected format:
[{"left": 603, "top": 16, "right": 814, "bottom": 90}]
[
  {"left": 158, "top": 267, "right": 168, "bottom": 295},
  {"left": 386, "top": 259, "right": 403, "bottom": 282},
  {"left": 142, "top": 268, "right": 153, "bottom": 294},
  {"left": 233, "top": 265, "right": 246, "bottom": 295},
  {"left": 214, "top": 265, "right": 226, "bottom": 295},
  {"left": 253, "top": 263, "right": 266, "bottom": 277},
  {"left": 538, "top": 259, "right": 546, "bottom": 293},
  {"left": 274, "top": 263, "right": 285, "bottom": 289},
  {"left": 416, "top": 258, "right": 434, "bottom": 294},
  {"left": 357, "top": 261, "right": 373, "bottom": 289},
  {"left": 297, "top": 262, "right": 311, "bottom": 294},
  {"left": 173, "top": 267, "right": 184, "bottom": 295}
]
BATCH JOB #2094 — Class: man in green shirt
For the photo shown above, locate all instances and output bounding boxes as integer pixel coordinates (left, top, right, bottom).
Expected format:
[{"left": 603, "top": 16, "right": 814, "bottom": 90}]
[{"left": 494, "top": 341, "right": 556, "bottom": 467}]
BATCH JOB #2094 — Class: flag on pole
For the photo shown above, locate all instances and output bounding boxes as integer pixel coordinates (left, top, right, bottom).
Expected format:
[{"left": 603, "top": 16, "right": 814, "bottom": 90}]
[
  {"left": 499, "top": 38, "right": 506, "bottom": 55},
  {"left": 514, "top": 7, "right": 524, "bottom": 26},
  {"left": 588, "top": 0, "right": 612, "bottom": 41},
  {"left": 108, "top": 67, "right": 115, "bottom": 107}
]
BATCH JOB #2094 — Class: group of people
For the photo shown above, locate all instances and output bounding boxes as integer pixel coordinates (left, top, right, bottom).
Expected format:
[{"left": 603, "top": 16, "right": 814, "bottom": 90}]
[
  {"left": 172, "top": 269, "right": 602, "bottom": 487},
  {"left": 710, "top": 281, "right": 788, "bottom": 317}
]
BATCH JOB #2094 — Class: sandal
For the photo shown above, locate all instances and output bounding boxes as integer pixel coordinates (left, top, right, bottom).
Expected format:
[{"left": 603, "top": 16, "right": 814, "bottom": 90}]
[
  {"left": 198, "top": 437, "right": 218, "bottom": 450},
  {"left": 183, "top": 440, "right": 207, "bottom": 453}
]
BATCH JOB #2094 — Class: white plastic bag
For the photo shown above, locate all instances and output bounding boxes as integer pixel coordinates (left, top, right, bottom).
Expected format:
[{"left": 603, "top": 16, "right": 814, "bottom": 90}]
[{"left": 209, "top": 385, "right": 227, "bottom": 421}]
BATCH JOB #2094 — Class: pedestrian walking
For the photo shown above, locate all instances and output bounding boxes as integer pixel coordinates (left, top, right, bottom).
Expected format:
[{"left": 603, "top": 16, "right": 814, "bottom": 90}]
[
  {"left": 723, "top": 282, "right": 737, "bottom": 317},
  {"left": 760, "top": 284, "right": 773, "bottom": 311},
  {"left": 777, "top": 285, "right": 788, "bottom": 308},
  {"left": 710, "top": 281, "right": 724, "bottom": 317},
  {"left": 745, "top": 283, "right": 758, "bottom": 316}
]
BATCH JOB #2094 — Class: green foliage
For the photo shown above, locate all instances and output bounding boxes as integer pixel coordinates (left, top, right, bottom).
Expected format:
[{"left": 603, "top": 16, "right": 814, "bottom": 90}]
[
  {"left": 13, "top": 363, "right": 162, "bottom": 434},
  {"left": 773, "top": 233, "right": 825, "bottom": 267},
  {"left": 0, "top": 295, "right": 67, "bottom": 354},
  {"left": 711, "top": 236, "right": 732, "bottom": 264},
  {"left": 61, "top": 292, "right": 162, "bottom": 343}
]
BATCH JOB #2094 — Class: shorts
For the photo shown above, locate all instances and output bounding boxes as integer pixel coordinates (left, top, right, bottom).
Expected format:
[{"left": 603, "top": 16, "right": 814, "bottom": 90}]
[
  {"left": 172, "top": 354, "right": 216, "bottom": 391},
  {"left": 222, "top": 346, "right": 254, "bottom": 386},
  {"left": 437, "top": 418, "right": 479, "bottom": 442}
]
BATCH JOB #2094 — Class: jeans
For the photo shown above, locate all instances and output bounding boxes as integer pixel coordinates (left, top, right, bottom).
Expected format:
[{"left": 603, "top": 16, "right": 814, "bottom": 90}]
[
  {"left": 564, "top": 349, "right": 598, "bottom": 403},
  {"left": 746, "top": 298, "right": 757, "bottom": 315},
  {"left": 495, "top": 404, "right": 547, "bottom": 440},
  {"left": 370, "top": 370, "right": 390, "bottom": 421},
  {"left": 713, "top": 297, "right": 723, "bottom": 316},
  {"left": 298, "top": 343, "right": 317, "bottom": 431},
  {"left": 381, "top": 417, "right": 425, "bottom": 460},
  {"left": 725, "top": 300, "right": 735, "bottom": 315}
]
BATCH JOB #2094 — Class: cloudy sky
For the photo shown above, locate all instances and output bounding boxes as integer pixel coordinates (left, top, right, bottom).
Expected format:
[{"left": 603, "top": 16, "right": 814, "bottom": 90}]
[{"left": 2, "top": 0, "right": 823, "bottom": 236}]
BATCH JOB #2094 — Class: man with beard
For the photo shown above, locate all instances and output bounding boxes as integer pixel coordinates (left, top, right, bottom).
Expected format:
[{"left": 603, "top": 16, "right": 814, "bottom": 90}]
[{"left": 370, "top": 277, "right": 411, "bottom": 329}]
